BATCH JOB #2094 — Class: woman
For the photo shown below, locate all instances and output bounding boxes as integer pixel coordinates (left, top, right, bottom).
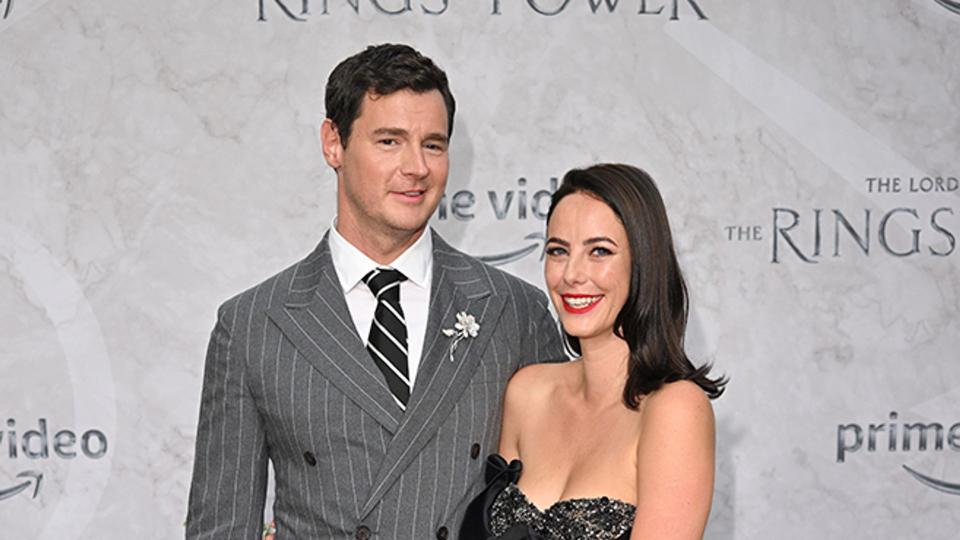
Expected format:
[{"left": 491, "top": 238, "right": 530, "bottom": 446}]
[{"left": 460, "top": 164, "right": 726, "bottom": 540}]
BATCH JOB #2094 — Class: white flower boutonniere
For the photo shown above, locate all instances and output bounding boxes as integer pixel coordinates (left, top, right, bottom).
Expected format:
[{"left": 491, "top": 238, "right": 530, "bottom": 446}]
[{"left": 441, "top": 311, "right": 480, "bottom": 361}]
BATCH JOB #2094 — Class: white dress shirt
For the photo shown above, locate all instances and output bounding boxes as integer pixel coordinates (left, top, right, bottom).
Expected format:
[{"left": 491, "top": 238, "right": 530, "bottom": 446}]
[{"left": 328, "top": 222, "right": 433, "bottom": 389}]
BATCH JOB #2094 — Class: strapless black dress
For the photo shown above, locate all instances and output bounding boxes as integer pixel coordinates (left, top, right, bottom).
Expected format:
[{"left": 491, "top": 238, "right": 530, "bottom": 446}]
[{"left": 459, "top": 454, "right": 636, "bottom": 540}]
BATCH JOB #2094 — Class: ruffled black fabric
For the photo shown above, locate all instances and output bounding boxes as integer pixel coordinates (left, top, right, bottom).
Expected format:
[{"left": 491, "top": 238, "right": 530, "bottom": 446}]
[{"left": 459, "top": 455, "right": 543, "bottom": 540}]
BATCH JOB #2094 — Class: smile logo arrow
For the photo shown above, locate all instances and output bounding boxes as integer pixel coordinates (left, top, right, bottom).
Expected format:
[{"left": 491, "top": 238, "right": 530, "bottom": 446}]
[
  {"left": 0, "top": 471, "right": 44, "bottom": 501},
  {"left": 475, "top": 232, "right": 546, "bottom": 267},
  {"left": 934, "top": 0, "right": 960, "bottom": 15},
  {"left": 902, "top": 464, "right": 960, "bottom": 495}
]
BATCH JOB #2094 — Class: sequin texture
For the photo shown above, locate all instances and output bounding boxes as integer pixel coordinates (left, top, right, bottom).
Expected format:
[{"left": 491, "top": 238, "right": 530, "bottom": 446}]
[{"left": 489, "top": 483, "right": 636, "bottom": 540}]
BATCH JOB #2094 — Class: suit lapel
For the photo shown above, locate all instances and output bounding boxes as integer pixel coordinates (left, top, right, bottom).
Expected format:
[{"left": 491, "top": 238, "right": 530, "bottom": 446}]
[
  {"left": 266, "top": 236, "right": 402, "bottom": 433},
  {"left": 360, "top": 233, "right": 506, "bottom": 516}
]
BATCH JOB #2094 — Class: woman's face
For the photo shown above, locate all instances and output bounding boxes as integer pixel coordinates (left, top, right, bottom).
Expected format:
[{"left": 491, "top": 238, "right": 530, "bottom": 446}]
[{"left": 544, "top": 191, "right": 631, "bottom": 342}]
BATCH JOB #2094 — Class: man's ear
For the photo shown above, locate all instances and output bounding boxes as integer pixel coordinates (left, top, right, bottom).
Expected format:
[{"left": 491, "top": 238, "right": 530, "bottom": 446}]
[{"left": 320, "top": 119, "right": 344, "bottom": 169}]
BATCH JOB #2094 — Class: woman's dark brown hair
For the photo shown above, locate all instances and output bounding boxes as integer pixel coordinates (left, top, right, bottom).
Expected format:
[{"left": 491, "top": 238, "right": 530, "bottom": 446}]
[{"left": 547, "top": 163, "right": 726, "bottom": 407}]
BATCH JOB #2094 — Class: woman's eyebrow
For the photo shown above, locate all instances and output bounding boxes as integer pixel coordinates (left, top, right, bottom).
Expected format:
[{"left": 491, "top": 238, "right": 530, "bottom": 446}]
[{"left": 584, "top": 236, "right": 618, "bottom": 246}]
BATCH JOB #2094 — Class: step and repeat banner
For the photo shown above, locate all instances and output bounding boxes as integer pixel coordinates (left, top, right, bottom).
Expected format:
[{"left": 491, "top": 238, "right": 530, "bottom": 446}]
[{"left": 2, "top": 0, "right": 958, "bottom": 538}]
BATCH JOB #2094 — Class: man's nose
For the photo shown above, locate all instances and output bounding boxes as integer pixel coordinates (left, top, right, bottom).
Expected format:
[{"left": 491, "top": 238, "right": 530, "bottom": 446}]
[{"left": 401, "top": 144, "right": 429, "bottom": 178}]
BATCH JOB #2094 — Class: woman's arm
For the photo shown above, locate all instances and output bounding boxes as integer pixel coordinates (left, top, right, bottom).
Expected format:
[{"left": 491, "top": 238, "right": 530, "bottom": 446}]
[
  {"left": 631, "top": 380, "right": 716, "bottom": 540},
  {"left": 498, "top": 363, "right": 551, "bottom": 461},
  {"left": 498, "top": 368, "right": 530, "bottom": 461}
]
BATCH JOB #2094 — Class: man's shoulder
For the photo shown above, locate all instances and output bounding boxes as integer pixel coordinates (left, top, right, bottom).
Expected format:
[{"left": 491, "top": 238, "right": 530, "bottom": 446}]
[
  {"left": 216, "top": 243, "right": 327, "bottom": 319},
  {"left": 433, "top": 233, "right": 547, "bottom": 305}
]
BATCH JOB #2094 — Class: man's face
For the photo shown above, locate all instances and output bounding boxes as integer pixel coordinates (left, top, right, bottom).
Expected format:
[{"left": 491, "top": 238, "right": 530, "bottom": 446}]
[{"left": 323, "top": 89, "right": 449, "bottom": 246}]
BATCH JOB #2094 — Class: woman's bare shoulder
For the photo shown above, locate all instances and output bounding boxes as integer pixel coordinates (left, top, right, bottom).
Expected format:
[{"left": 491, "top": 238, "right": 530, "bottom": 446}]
[
  {"left": 639, "top": 380, "right": 714, "bottom": 432},
  {"left": 499, "top": 361, "right": 575, "bottom": 458},
  {"left": 504, "top": 360, "right": 575, "bottom": 408}
]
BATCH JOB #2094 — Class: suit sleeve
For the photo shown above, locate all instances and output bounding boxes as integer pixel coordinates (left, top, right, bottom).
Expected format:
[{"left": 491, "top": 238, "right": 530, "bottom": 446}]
[
  {"left": 523, "top": 288, "right": 566, "bottom": 366},
  {"left": 185, "top": 304, "right": 268, "bottom": 539}
]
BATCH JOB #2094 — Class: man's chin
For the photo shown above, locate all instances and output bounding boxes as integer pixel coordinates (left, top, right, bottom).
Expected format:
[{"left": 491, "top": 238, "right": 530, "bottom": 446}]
[
  {"left": 385, "top": 220, "right": 432, "bottom": 239},
  {"left": 385, "top": 211, "right": 437, "bottom": 233}
]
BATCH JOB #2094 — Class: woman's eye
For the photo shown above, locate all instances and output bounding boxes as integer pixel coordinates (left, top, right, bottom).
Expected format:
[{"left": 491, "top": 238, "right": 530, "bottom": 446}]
[
  {"left": 545, "top": 246, "right": 567, "bottom": 256},
  {"left": 591, "top": 246, "right": 613, "bottom": 256}
]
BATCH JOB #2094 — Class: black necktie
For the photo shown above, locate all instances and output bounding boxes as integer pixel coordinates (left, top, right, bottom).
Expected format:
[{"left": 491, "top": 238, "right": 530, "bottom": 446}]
[{"left": 363, "top": 268, "right": 410, "bottom": 408}]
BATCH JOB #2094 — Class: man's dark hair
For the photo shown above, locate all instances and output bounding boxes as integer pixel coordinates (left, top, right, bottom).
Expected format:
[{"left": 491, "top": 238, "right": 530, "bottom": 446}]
[{"left": 324, "top": 43, "right": 456, "bottom": 146}]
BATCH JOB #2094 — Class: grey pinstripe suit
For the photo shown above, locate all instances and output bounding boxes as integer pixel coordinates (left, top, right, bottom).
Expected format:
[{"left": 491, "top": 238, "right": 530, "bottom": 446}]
[{"left": 185, "top": 230, "right": 564, "bottom": 539}]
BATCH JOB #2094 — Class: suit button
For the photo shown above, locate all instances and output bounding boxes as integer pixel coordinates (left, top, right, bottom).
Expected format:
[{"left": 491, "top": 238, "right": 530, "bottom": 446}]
[
  {"left": 355, "top": 525, "right": 371, "bottom": 540},
  {"left": 470, "top": 443, "right": 481, "bottom": 460},
  {"left": 436, "top": 526, "right": 449, "bottom": 539},
  {"left": 303, "top": 451, "right": 317, "bottom": 466}
]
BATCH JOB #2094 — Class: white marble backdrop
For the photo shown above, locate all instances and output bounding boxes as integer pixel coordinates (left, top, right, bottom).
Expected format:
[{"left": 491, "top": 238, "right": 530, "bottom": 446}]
[{"left": 1, "top": 0, "right": 958, "bottom": 538}]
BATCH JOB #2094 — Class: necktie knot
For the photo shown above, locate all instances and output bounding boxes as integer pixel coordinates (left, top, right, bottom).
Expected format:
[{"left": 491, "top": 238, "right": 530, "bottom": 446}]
[{"left": 363, "top": 268, "right": 407, "bottom": 300}]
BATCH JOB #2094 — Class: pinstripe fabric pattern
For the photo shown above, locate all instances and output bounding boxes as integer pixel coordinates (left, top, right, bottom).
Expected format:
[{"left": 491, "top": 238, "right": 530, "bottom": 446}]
[{"left": 185, "top": 230, "right": 565, "bottom": 539}]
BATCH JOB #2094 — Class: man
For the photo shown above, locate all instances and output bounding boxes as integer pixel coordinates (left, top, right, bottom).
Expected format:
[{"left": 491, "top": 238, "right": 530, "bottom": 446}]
[{"left": 185, "top": 44, "right": 564, "bottom": 539}]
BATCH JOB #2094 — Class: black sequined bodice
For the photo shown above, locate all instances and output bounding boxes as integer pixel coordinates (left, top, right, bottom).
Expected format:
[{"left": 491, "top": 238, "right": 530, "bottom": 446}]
[
  {"left": 488, "top": 483, "right": 636, "bottom": 540},
  {"left": 459, "top": 454, "right": 636, "bottom": 540}
]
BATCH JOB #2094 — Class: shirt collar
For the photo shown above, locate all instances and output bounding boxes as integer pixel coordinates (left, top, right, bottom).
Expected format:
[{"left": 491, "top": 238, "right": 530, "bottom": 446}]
[{"left": 328, "top": 219, "right": 433, "bottom": 293}]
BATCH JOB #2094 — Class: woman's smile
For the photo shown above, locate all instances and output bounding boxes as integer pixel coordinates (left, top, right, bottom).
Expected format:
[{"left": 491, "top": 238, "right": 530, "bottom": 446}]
[{"left": 560, "top": 293, "right": 605, "bottom": 314}]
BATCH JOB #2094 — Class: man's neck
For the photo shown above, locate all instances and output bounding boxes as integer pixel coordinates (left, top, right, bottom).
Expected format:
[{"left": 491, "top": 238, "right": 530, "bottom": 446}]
[{"left": 335, "top": 219, "right": 427, "bottom": 265}]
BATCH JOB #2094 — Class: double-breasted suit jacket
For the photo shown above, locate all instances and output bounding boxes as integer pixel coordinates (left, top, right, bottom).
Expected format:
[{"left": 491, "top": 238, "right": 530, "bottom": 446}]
[{"left": 186, "top": 231, "right": 564, "bottom": 539}]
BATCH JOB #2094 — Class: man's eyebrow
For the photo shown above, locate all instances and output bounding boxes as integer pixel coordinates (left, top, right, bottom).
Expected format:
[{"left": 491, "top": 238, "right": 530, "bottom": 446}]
[
  {"left": 371, "top": 127, "right": 408, "bottom": 137},
  {"left": 423, "top": 132, "right": 449, "bottom": 144},
  {"left": 584, "top": 236, "right": 618, "bottom": 247},
  {"left": 545, "top": 237, "right": 570, "bottom": 247},
  {"left": 370, "top": 128, "right": 448, "bottom": 144}
]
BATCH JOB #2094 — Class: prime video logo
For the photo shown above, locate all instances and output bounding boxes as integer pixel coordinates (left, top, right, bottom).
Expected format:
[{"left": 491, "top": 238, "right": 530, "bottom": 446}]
[
  {"left": 437, "top": 177, "right": 556, "bottom": 266},
  {"left": 0, "top": 417, "right": 109, "bottom": 502},
  {"left": 836, "top": 411, "right": 960, "bottom": 495}
]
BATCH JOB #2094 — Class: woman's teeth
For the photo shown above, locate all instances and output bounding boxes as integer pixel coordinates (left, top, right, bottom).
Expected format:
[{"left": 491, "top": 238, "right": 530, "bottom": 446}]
[{"left": 564, "top": 296, "right": 602, "bottom": 308}]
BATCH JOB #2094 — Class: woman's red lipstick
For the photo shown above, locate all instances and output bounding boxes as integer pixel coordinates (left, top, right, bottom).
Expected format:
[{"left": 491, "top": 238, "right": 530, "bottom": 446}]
[{"left": 561, "top": 294, "right": 602, "bottom": 314}]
